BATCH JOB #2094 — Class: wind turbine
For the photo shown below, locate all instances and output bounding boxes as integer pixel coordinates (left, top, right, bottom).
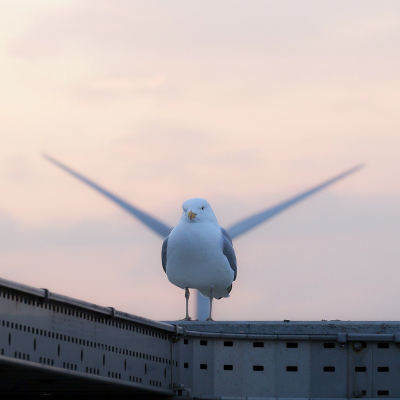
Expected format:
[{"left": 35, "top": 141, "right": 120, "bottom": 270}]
[{"left": 43, "top": 155, "right": 363, "bottom": 320}]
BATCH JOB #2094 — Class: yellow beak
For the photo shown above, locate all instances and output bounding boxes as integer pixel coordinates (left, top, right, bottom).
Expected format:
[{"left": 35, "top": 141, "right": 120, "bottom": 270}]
[{"left": 188, "top": 210, "right": 197, "bottom": 220}]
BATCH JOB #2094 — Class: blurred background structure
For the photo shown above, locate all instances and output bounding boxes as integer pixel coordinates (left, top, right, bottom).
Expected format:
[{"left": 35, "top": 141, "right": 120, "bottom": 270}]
[{"left": 0, "top": 1, "right": 399, "bottom": 321}]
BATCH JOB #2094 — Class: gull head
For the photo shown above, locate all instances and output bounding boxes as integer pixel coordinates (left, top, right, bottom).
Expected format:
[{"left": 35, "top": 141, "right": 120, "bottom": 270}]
[{"left": 181, "top": 198, "right": 219, "bottom": 225}]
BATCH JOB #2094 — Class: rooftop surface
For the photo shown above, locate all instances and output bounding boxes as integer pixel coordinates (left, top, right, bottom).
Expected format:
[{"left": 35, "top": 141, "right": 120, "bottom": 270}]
[{"left": 168, "top": 320, "right": 400, "bottom": 335}]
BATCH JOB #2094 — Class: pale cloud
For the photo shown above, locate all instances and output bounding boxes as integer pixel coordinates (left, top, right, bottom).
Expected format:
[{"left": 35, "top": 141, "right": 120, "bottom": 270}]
[
  {"left": 89, "top": 76, "right": 166, "bottom": 91},
  {"left": 71, "top": 74, "right": 167, "bottom": 102},
  {"left": 329, "top": 11, "right": 400, "bottom": 41},
  {"left": 1, "top": 155, "right": 36, "bottom": 183}
]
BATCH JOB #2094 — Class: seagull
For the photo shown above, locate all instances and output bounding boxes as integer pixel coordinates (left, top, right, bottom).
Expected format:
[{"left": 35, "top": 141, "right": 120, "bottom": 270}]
[
  {"left": 162, "top": 198, "right": 237, "bottom": 321},
  {"left": 43, "top": 155, "right": 364, "bottom": 320}
]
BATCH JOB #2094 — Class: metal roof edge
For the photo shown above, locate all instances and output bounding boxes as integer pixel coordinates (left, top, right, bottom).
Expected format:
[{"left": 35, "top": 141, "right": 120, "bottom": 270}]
[{"left": 0, "top": 277, "right": 176, "bottom": 333}]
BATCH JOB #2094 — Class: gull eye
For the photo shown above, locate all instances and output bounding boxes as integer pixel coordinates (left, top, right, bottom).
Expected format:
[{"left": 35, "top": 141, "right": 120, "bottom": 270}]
[{"left": 201, "top": 206, "right": 204, "bottom": 210}]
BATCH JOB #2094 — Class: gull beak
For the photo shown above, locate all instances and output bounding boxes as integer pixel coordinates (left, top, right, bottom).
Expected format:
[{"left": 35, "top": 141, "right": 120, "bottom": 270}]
[{"left": 188, "top": 210, "right": 197, "bottom": 220}]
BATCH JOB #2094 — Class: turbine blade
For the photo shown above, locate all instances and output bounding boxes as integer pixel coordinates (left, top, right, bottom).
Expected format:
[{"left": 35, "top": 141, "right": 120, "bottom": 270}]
[
  {"left": 43, "top": 155, "right": 172, "bottom": 238},
  {"left": 227, "top": 164, "right": 364, "bottom": 239}
]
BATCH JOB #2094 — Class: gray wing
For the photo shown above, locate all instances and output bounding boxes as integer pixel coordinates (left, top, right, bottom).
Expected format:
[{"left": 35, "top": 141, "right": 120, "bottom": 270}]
[
  {"left": 227, "top": 164, "right": 364, "bottom": 239},
  {"left": 43, "top": 155, "right": 172, "bottom": 238},
  {"left": 221, "top": 227, "right": 233, "bottom": 244},
  {"left": 221, "top": 228, "right": 237, "bottom": 280},
  {"left": 161, "top": 235, "right": 169, "bottom": 273}
]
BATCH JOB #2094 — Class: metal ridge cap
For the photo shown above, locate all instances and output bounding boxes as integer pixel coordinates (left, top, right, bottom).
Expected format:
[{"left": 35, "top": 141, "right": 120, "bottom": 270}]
[
  {"left": 173, "top": 320, "right": 400, "bottom": 325},
  {"left": 0, "top": 277, "right": 111, "bottom": 314},
  {"left": 115, "top": 311, "right": 178, "bottom": 332},
  {"left": 0, "top": 276, "right": 177, "bottom": 333},
  {"left": 51, "top": 295, "right": 177, "bottom": 331},
  {"left": 184, "top": 330, "right": 321, "bottom": 340},
  {"left": 182, "top": 330, "right": 398, "bottom": 341},
  {"left": 50, "top": 292, "right": 111, "bottom": 315},
  {"left": 0, "top": 277, "right": 45, "bottom": 297}
]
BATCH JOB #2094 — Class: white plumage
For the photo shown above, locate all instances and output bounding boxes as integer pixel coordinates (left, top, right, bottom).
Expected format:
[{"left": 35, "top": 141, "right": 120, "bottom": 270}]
[{"left": 162, "top": 198, "right": 237, "bottom": 320}]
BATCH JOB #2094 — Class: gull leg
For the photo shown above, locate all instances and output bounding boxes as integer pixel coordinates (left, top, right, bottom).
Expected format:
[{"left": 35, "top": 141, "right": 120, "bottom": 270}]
[
  {"left": 206, "top": 287, "right": 214, "bottom": 321},
  {"left": 182, "top": 288, "right": 192, "bottom": 321}
]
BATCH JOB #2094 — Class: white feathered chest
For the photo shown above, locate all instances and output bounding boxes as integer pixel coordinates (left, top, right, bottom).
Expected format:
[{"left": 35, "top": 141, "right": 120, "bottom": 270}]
[{"left": 166, "top": 221, "right": 234, "bottom": 297}]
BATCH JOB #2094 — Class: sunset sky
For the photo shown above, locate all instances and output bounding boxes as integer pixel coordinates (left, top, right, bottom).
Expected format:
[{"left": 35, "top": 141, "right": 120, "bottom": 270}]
[{"left": 1, "top": 1, "right": 399, "bottom": 321}]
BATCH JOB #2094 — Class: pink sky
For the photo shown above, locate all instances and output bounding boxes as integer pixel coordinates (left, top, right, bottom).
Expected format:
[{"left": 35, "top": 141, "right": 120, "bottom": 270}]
[{"left": 1, "top": 1, "right": 399, "bottom": 321}]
